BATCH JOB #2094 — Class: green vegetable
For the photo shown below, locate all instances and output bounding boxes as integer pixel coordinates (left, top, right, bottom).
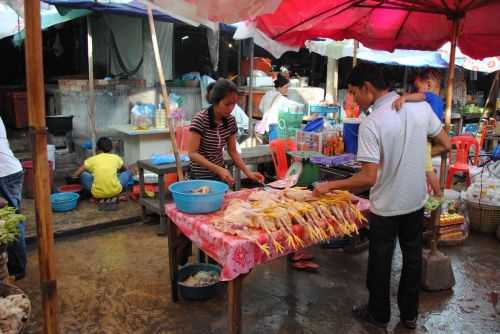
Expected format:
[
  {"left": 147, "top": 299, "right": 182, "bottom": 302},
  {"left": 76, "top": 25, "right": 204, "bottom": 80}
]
[
  {"left": 425, "top": 196, "right": 443, "bottom": 212},
  {"left": 0, "top": 207, "right": 25, "bottom": 245}
]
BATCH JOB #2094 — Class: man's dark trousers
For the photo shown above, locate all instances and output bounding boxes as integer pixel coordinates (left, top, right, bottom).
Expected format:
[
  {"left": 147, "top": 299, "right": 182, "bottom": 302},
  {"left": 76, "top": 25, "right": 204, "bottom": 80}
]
[{"left": 367, "top": 208, "right": 424, "bottom": 323}]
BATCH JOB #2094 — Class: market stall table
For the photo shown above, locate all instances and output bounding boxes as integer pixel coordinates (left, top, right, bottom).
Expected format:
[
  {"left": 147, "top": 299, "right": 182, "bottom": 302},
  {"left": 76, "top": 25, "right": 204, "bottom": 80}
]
[
  {"left": 138, "top": 145, "right": 273, "bottom": 234},
  {"left": 165, "top": 189, "right": 370, "bottom": 334},
  {"left": 136, "top": 159, "right": 191, "bottom": 235}
]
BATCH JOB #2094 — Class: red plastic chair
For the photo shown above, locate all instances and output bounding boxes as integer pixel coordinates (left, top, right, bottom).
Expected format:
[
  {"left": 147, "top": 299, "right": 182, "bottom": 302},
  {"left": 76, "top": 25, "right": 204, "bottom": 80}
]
[
  {"left": 446, "top": 135, "right": 479, "bottom": 189},
  {"left": 270, "top": 138, "right": 297, "bottom": 180}
]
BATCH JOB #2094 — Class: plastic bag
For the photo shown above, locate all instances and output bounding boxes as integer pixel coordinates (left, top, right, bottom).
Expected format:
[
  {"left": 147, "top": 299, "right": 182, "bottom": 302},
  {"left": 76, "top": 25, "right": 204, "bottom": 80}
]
[{"left": 131, "top": 103, "right": 155, "bottom": 130}]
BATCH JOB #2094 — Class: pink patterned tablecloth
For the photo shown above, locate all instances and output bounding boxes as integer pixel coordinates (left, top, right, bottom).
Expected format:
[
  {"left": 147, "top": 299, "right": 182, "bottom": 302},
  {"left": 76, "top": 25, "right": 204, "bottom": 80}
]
[{"left": 165, "top": 189, "right": 370, "bottom": 281}]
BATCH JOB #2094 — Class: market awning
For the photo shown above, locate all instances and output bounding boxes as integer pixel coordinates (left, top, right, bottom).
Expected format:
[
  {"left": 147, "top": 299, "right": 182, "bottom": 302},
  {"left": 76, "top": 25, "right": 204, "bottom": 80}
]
[
  {"left": 153, "top": 0, "right": 282, "bottom": 24},
  {"left": 0, "top": 1, "right": 90, "bottom": 42},
  {"left": 306, "top": 39, "right": 500, "bottom": 73},
  {"left": 42, "top": 0, "right": 219, "bottom": 30},
  {"left": 305, "top": 39, "right": 448, "bottom": 68}
]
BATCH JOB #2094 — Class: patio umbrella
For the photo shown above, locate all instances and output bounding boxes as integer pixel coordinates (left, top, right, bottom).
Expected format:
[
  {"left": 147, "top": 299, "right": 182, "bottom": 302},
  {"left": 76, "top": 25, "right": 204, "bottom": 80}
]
[
  {"left": 440, "top": 43, "right": 500, "bottom": 73},
  {"left": 253, "top": 0, "right": 500, "bottom": 60},
  {"left": 0, "top": 1, "right": 89, "bottom": 43},
  {"left": 249, "top": 0, "right": 500, "bottom": 291},
  {"left": 250, "top": 0, "right": 500, "bottom": 172}
]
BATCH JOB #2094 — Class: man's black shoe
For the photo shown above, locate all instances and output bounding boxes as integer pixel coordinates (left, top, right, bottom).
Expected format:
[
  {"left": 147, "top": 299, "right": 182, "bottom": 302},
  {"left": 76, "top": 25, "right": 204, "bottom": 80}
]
[{"left": 352, "top": 304, "right": 388, "bottom": 329}]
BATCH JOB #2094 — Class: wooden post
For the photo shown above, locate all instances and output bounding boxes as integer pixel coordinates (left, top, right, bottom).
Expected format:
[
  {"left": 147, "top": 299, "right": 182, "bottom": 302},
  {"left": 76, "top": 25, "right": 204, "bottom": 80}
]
[
  {"left": 241, "top": 38, "right": 260, "bottom": 148},
  {"left": 353, "top": 40, "right": 359, "bottom": 68},
  {"left": 248, "top": 38, "right": 255, "bottom": 134},
  {"left": 403, "top": 66, "right": 409, "bottom": 93},
  {"left": 326, "top": 57, "right": 338, "bottom": 103},
  {"left": 87, "top": 16, "right": 96, "bottom": 155},
  {"left": 237, "top": 40, "right": 242, "bottom": 87},
  {"left": 484, "top": 71, "right": 499, "bottom": 117},
  {"left": 440, "top": 19, "right": 460, "bottom": 188},
  {"left": 228, "top": 275, "right": 244, "bottom": 334},
  {"left": 146, "top": 3, "right": 184, "bottom": 181},
  {"left": 24, "top": 1, "right": 60, "bottom": 333}
]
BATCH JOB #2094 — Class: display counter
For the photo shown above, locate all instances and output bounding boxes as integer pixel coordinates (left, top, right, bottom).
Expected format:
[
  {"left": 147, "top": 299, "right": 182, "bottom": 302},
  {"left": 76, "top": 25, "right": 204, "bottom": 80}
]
[{"left": 112, "top": 125, "right": 172, "bottom": 165}]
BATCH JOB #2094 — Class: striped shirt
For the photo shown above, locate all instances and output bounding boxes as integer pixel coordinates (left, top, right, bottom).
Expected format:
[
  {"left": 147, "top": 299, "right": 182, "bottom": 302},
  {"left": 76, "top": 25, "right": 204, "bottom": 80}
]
[{"left": 190, "top": 107, "right": 238, "bottom": 179}]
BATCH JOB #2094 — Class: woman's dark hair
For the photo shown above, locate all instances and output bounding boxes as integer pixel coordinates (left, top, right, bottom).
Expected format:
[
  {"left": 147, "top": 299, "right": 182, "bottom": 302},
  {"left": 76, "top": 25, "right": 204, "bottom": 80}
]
[
  {"left": 274, "top": 73, "right": 289, "bottom": 88},
  {"left": 206, "top": 82, "right": 216, "bottom": 101},
  {"left": 96, "top": 137, "right": 113, "bottom": 153},
  {"left": 347, "top": 63, "right": 387, "bottom": 90},
  {"left": 207, "top": 79, "right": 238, "bottom": 105}
]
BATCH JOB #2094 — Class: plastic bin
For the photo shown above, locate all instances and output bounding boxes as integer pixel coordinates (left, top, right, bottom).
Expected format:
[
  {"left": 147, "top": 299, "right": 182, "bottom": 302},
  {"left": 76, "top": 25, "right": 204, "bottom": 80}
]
[
  {"left": 343, "top": 118, "right": 361, "bottom": 154},
  {"left": 296, "top": 130, "right": 323, "bottom": 152},
  {"left": 51, "top": 192, "right": 79, "bottom": 212},
  {"left": 296, "top": 130, "right": 338, "bottom": 154},
  {"left": 278, "top": 110, "right": 304, "bottom": 138},
  {"left": 22, "top": 160, "right": 54, "bottom": 199},
  {"left": 309, "top": 104, "right": 341, "bottom": 120},
  {"left": 169, "top": 180, "right": 228, "bottom": 214}
]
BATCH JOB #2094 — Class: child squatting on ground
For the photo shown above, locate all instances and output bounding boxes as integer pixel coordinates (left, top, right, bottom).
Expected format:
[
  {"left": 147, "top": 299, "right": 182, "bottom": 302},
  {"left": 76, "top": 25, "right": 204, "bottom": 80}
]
[{"left": 72, "top": 137, "right": 132, "bottom": 203}]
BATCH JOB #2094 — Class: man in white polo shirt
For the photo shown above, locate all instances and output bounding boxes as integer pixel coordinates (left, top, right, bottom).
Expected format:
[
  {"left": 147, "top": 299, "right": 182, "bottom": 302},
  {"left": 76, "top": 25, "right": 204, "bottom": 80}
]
[
  {"left": 0, "top": 116, "right": 27, "bottom": 280},
  {"left": 314, "top": 63, "right": 450, "bottom": 330}
]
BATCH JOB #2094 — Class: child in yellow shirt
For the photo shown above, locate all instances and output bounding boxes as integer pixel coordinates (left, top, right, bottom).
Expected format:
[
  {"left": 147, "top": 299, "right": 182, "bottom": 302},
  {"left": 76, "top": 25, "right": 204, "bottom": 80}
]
[{"left": 73, "top": 137, "right": 131, "bottom": 199}]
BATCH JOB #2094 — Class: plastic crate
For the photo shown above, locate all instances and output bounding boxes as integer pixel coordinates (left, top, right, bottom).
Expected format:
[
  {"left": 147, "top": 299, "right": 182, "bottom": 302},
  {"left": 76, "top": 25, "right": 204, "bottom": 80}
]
[
  {"left": 296, "top": 130, "right": 323, "bottom": 152},
  {"left": 309, "top": 104, "right": 341, "bottom": 121},
  {"left": 278, "top": 111, "right": 304, "bottom": 138},
  {"left": 296, "top": 130, "right": 339, "bottom": 154}
]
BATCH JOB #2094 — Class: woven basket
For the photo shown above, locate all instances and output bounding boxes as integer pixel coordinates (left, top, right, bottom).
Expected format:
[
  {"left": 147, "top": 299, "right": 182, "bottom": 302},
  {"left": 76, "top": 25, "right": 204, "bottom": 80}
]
[
  {"left": 466, "top": 200, "right": 500, "bottom": 234},
  {"left": 0, "top": 283, "right": 31, "bottom": 334}
]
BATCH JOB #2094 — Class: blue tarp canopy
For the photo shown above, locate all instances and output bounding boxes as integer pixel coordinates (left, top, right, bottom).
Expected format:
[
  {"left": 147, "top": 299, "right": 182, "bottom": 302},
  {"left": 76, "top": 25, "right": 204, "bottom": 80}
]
[
  {"left": 42, "top": 0, "right": 179, "bottom": 23},
  {"left": 42, "top": 0, "right": 236, "bottom": 31},
  {"left": 0, "top": 2, "right": 90, "bottom": 42}
]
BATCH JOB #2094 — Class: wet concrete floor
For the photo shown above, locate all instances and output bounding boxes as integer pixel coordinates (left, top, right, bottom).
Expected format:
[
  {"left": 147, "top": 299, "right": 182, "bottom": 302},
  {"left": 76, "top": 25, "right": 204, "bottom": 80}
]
[{"left": 16, "top": 224, "right": 500, "bottom": 334}]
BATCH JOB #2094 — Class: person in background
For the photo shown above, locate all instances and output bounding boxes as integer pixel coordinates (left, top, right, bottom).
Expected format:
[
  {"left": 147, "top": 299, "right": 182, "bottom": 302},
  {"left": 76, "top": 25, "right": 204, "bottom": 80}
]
[
  {"left": 188, "top": 79, "right": 264, "bottom": 185},
  {"left": 73, "top": 137, "right": 132, "bottom": 201},
  {"left": 256, "top": 73, "right": 298, "bottom": 135},
  {"left": 314, "top": 63, "right": 451, "bottom": 330},
  {"left": 393, "top": 68, "right": 444, "bottom": 197},
  {"left": 206, "top": 82, "right": 249, "bottom": 139},
  {"left": 0, "top": 116, "right": 27, "bottom": 280}
]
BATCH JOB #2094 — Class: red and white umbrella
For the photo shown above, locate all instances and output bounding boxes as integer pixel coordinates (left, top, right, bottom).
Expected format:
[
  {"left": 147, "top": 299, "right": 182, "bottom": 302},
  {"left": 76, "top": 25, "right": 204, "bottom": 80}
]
[
  {"left": 150, "top": 0, "right": 282, "bottom": 24},
  {"left": 253, "top": 0, "right": 500, "bottom": 60}
]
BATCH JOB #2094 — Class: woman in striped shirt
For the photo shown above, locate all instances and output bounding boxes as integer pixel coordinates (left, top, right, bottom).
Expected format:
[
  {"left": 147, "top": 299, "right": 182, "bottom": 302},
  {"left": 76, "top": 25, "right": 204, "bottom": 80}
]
[{"left": 188, "top": 79, "right": 264, "bottom": 186}]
